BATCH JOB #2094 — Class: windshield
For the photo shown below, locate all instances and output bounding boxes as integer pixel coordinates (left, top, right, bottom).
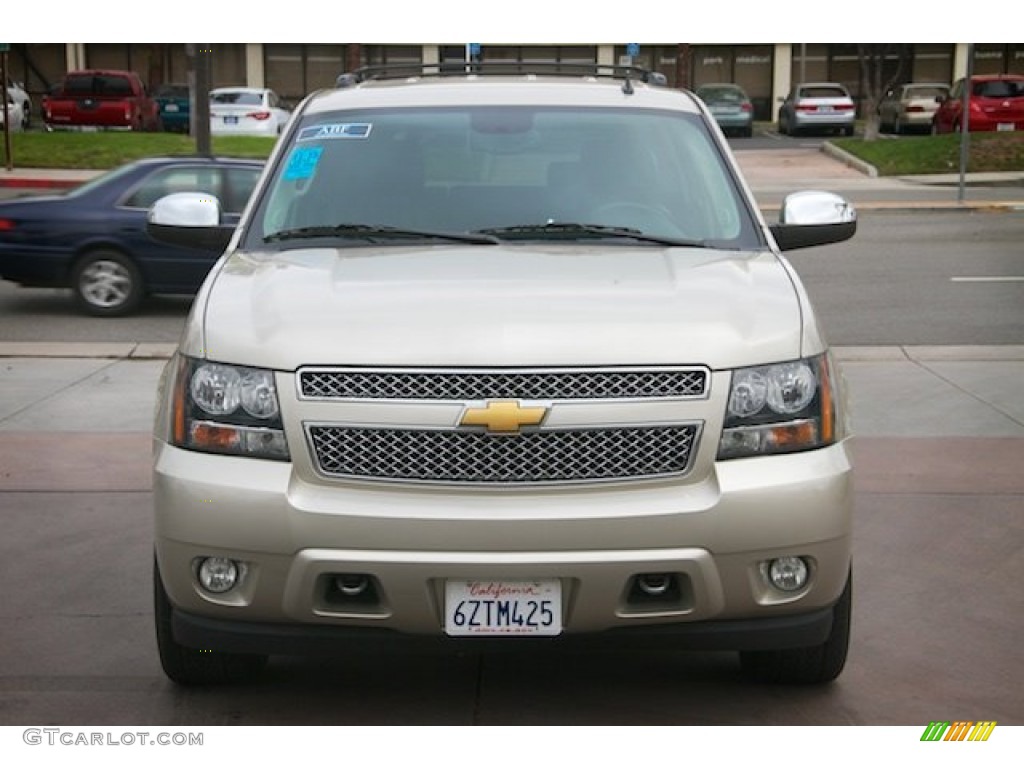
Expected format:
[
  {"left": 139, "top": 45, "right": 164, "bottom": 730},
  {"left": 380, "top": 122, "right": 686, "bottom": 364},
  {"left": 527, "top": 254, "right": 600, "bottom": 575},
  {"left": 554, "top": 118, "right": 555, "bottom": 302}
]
[
  {"left": 905, "top": 86, "right": 947, "bottom": 99},
  {"left": 973, "top": 79, "right": 1024, "bottom": 98},
  {"left": 799, "top": 86, "right": 848, "bottom": 99},
  {"left": 212, "top": 91, "right": 263, "bottom": 106},
  {"left": 155, "top": 84, "right": 189, "bottom": 99},
  {"left": 697, "top": 86, "right": 746, "bottom": 103},
  {"left": 245, "top": 105, "right": 761, "bottom": 249}
]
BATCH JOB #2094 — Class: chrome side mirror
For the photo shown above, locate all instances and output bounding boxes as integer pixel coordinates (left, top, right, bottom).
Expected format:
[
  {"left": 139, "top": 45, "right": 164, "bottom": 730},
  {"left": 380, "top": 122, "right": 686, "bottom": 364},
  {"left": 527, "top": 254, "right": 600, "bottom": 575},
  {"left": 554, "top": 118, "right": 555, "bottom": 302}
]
[
  {"left": 770, "top": 191, "right": 857, "bottom": 251},
  {"left": 148, "top": 192, "right": 223, "bottom": 227},
  {"left": 147, "top": 192, "right": 234, "bottom": 252}
]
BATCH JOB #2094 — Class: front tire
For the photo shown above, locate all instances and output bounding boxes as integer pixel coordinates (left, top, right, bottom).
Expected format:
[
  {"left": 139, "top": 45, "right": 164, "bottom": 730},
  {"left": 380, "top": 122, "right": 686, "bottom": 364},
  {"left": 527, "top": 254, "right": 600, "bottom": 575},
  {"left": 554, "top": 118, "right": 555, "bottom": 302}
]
[
  {"left": 740, "top": 569, "right": 852, "bottom": 684},
  {"left": 154, "top": 558, "right": 268, "bottom": 686},
  {"left": 71, "top": 250, "right": 143, "bottom": 316}
]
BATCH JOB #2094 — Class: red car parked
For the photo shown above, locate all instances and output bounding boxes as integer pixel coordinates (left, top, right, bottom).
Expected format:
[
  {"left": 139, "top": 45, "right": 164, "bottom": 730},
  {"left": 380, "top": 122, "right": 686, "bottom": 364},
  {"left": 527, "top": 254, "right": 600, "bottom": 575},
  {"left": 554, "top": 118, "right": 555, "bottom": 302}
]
[
  {"left": 43, "top": 69, "right": 161, "bottom": 132},
  {"left": 932, "top": 73, "right": 1024, "bottom": 134}
]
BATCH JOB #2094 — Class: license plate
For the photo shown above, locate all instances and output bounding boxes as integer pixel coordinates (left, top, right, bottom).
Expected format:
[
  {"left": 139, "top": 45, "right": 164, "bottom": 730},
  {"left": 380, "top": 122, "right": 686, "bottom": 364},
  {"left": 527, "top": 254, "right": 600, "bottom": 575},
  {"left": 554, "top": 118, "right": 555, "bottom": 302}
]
[
  {"left": 224, "top": 116, "right": 238, "bottom": 124},
  {"left": 165, "top": 104, "right": 179, "bottom": 113},
  {"left": 997, "top": 123, "right": 1015, "bottom": 132},
  {"left": 445, "top": 579, "right": 562, "bottom": 636},
  {"left": 817, "top": 105, "right": 834, "bottom": 113}
]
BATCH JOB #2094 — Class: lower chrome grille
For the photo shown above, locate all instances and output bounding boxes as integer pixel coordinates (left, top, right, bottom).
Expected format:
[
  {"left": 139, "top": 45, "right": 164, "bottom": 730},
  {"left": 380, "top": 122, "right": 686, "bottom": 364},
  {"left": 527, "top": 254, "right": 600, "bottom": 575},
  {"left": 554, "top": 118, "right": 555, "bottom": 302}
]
[{"left": 307, "top": 424, "right": 700, "bottom": 484}]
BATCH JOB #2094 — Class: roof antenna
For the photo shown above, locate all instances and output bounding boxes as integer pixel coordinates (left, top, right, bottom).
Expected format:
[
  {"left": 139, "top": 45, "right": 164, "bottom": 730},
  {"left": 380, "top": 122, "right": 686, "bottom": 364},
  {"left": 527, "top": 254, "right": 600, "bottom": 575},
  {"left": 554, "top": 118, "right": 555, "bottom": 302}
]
[{"left": 622, "top": 71, "right": 634, "bottom": 95}]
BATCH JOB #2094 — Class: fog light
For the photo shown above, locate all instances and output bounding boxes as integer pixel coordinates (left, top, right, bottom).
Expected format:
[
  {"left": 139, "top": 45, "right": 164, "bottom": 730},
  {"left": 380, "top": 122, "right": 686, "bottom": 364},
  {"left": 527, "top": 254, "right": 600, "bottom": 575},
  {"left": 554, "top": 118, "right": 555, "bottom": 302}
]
[
  {"left": 335, "top": 574, "right": 370, "bottom": 597},
  {"left": 766, "top": 556, "right": 809, "bottom": 592},
  {"left": 198, "top": 557, "right": 239, "bottom": 594},
  {"left": 636, "top": 573, "right": 673, "bottom": 596}
]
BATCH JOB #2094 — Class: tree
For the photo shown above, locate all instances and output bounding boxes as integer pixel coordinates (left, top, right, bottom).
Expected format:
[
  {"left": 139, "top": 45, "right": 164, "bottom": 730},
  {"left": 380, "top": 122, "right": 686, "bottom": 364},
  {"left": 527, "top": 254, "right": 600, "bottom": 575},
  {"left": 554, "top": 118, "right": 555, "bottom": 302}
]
[{"left": 858, "top": 44, "right": 912, "bottom": 141}]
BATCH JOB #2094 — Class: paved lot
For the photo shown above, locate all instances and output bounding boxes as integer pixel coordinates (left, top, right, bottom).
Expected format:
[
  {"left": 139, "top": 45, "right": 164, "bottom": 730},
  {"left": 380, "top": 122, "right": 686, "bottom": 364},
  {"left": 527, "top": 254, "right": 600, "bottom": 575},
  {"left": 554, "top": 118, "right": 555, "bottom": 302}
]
[{"left": 0, "top": 346, "right": 1021, "bottom": 726}]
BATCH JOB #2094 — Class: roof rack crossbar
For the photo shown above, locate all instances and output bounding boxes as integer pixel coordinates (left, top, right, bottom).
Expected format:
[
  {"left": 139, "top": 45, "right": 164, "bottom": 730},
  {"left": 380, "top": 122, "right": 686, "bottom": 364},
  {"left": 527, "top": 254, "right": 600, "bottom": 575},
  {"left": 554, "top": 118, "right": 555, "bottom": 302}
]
[{"left": 336, "top": 62, "right": 668, "bottom": 88}]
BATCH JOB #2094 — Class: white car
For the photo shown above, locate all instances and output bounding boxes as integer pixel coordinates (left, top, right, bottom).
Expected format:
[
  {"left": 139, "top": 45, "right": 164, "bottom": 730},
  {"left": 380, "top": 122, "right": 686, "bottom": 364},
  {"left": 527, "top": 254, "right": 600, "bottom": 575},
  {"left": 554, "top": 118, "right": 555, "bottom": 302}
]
[
  {"left": 0, "top": 93, "right": 25, "bottom": 132},
  {"left": 879, "top": 83, "right": 949, "bottom": 134},
  {"left": 778, "top": 82, "right": 857, "bottom": 137},
  {"left": 4, "top": 78, "right": 32, "bottom": 130},
  {"left": 148, "top": 64, "right": 857, "bottom": 686},
  {"left": 209, "top": 86, "right": 290, "bottom": 136}
]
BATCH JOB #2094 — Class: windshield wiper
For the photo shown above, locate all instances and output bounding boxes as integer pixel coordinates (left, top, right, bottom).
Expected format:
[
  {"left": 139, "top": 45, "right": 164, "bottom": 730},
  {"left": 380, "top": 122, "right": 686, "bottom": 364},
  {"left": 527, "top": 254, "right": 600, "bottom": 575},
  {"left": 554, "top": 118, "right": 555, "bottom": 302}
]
[
  {"left": 476, "top": 222, "right": 709, "bottom": 248},
  {"left": 264, "top": 223, "right": 500, "bottom": 245}
]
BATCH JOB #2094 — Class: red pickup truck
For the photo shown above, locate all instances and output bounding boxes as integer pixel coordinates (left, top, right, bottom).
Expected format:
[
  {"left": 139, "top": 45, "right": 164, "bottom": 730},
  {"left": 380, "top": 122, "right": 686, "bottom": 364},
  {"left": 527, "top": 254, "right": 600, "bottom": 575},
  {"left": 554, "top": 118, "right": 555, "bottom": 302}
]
[{"left": 43, "top": 69, "right": 161, "bottom": 131}]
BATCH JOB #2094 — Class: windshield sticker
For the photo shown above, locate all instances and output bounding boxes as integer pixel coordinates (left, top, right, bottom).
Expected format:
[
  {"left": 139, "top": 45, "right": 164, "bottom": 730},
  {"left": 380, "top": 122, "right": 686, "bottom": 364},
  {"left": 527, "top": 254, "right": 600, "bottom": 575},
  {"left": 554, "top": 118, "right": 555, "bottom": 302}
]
[
  {"left": 297, "top": 123, "right": 373, "bottom": 142},
  {"left": 283, "top": 146, "right": 323, "bottom": 181}
]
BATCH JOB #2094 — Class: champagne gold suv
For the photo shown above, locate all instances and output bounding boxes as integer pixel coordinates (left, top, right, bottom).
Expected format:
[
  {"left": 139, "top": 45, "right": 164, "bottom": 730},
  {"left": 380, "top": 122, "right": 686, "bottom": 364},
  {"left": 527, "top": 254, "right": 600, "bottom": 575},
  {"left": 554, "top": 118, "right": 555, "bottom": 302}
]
[{"left": 148, "top": 64, "right": 856, "bottom": 685}]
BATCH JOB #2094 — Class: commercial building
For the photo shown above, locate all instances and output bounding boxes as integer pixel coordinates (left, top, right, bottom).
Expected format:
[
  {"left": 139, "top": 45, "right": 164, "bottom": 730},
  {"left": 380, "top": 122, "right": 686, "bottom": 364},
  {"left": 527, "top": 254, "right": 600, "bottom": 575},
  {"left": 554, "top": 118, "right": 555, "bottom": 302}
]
[{"left": 6, "top": 43, "right": 1024, "bottom": 121}]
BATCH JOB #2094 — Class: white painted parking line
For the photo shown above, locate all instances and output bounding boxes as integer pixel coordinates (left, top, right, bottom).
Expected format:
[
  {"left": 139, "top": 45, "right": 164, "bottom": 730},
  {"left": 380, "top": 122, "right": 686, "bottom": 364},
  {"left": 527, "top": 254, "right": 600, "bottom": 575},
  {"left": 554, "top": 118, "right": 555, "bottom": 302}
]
[{"left": 950, "top": 276, "right": 1024, "bottom": 283}]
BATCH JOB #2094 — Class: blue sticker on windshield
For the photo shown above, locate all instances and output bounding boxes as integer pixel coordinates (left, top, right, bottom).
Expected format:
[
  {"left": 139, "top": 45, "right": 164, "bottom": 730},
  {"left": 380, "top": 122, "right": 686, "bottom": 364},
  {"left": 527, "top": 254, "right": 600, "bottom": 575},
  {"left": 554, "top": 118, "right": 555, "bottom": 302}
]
[
  {"left": 297, "top": 123, "right": 373, "bottom": 142},
  {"left": 283, "top": 146, "right": 323, "bottom": 181}
]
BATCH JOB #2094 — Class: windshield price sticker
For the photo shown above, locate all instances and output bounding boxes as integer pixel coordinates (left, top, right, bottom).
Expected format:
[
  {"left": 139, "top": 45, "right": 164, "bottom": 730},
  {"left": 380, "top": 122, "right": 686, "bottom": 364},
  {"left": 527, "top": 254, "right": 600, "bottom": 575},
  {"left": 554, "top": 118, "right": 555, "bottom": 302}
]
[{"left": 445, "top": 580, "right": 562, "bottom": 636}]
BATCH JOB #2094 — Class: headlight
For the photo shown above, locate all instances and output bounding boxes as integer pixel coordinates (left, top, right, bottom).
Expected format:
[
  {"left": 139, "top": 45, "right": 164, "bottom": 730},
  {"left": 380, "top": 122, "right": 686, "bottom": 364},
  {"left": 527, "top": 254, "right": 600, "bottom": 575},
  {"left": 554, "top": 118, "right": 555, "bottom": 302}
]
[
  {"left": 170, "top": 356, "right": 289, "bottom": 460},
  {"left": 718, "top": 354, "right": 837, "bottom": 460}
]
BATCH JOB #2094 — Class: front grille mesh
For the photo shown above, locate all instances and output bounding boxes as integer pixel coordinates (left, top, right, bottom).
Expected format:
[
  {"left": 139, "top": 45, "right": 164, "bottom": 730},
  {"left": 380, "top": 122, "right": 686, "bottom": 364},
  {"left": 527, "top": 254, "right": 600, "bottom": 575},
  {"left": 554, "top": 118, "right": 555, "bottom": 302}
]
[
  {"left": 308, "top": 425, "right": 699, "bottom": 484},
  {"left": 299, "top": 368, "right": 707, "bottom": 401}
]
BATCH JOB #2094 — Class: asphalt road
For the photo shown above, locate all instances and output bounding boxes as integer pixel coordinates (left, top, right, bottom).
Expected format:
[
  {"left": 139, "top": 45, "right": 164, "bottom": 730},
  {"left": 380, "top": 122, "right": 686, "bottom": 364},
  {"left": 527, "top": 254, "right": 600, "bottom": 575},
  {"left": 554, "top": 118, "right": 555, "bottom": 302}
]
[
  {"left": 1, "top": 210, "right": 1021, "bottom": 346},
  {"left": 786, "top": 209, "right": 1024, "bottom": 346}
]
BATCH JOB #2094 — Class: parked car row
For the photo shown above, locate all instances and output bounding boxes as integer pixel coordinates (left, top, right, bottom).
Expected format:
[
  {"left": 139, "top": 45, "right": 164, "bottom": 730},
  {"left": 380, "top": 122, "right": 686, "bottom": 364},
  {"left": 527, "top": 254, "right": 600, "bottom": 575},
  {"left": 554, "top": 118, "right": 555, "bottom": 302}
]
[
  {"left": 35, "top": 69, "right": 293, "bottom": 136},
  {"left": 703, "top": 74, "right": 1024, "bottom": 138}
]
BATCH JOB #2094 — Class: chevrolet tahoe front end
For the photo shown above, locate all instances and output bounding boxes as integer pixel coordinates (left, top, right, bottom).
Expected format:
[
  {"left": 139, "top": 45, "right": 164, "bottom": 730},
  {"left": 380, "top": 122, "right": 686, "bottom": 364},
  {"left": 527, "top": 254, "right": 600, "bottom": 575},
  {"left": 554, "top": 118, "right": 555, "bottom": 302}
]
[{"left": 149, "top": 64, "right": 855, "bottom": 685}]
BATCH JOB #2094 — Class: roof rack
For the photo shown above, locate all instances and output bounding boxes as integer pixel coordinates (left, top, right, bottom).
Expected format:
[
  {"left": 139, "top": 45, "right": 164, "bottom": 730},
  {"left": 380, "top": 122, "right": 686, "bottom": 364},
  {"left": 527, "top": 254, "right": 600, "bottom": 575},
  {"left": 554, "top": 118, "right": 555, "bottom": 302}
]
[{"left": 335, "top": 62, "right": 668, "bottom": 93}]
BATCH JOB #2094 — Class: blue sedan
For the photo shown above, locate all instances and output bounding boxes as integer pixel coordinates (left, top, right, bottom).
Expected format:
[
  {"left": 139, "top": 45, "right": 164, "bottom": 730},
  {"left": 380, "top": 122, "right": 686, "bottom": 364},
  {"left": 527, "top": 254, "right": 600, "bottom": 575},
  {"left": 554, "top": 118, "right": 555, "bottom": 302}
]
[{"left": 0, "top": 156, "right": 263, "bottom": 315}]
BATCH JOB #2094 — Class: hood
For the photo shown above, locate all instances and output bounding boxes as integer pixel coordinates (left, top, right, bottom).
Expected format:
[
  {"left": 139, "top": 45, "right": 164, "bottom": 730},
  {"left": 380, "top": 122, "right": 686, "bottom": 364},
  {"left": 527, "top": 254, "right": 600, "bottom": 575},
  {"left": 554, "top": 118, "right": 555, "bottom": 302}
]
[{"left": 193, "top": 244, "right": 805, "bottom": 371}]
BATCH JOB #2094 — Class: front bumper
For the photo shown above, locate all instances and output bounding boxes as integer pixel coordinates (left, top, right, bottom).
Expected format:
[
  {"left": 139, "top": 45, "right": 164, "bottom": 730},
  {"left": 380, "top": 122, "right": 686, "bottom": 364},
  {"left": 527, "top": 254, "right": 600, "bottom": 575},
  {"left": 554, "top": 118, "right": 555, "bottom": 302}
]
[
  {"left": 154, "top": 438, "right": 853, "bottom": 651},
  {"left": 171, "top": 599, "right": 836, "bottom": 655},
  {"left": 711, "top": 113, "right": 753, "bottom": 131},
  {"left": 792, "top": 111, "right": 856, "bottom": 129}
]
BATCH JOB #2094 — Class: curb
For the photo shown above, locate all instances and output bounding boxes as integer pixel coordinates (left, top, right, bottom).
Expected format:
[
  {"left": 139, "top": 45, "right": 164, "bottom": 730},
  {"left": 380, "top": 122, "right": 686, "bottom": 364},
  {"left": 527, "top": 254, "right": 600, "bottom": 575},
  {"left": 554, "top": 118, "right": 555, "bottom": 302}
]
[
  {"left": 0, "top": 176, "right": 84, "bottom": 189},
  {"left": 0, "top": 342, "right": 178, "bottom": 359},
  {"left": 821, "top": 142, "right": 878, "bottom": 178}
]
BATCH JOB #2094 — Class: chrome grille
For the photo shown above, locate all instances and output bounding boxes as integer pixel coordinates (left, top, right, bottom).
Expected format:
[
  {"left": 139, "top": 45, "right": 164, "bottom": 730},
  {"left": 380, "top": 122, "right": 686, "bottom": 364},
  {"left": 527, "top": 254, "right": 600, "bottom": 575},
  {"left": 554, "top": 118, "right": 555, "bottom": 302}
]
[
  {"left": 307, "top": 424, "right": 699, "bottom": 484},
  {"left": 298, "top": 368, "right": 708, "bottom": 401}
]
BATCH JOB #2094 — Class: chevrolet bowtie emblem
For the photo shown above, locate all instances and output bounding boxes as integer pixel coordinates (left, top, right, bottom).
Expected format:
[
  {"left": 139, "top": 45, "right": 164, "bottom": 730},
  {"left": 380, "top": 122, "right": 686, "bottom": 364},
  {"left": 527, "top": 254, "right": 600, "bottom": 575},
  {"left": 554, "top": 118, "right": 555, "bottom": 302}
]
[{"left": 459, "top": 400, "right": 548, "bottom": 434}]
